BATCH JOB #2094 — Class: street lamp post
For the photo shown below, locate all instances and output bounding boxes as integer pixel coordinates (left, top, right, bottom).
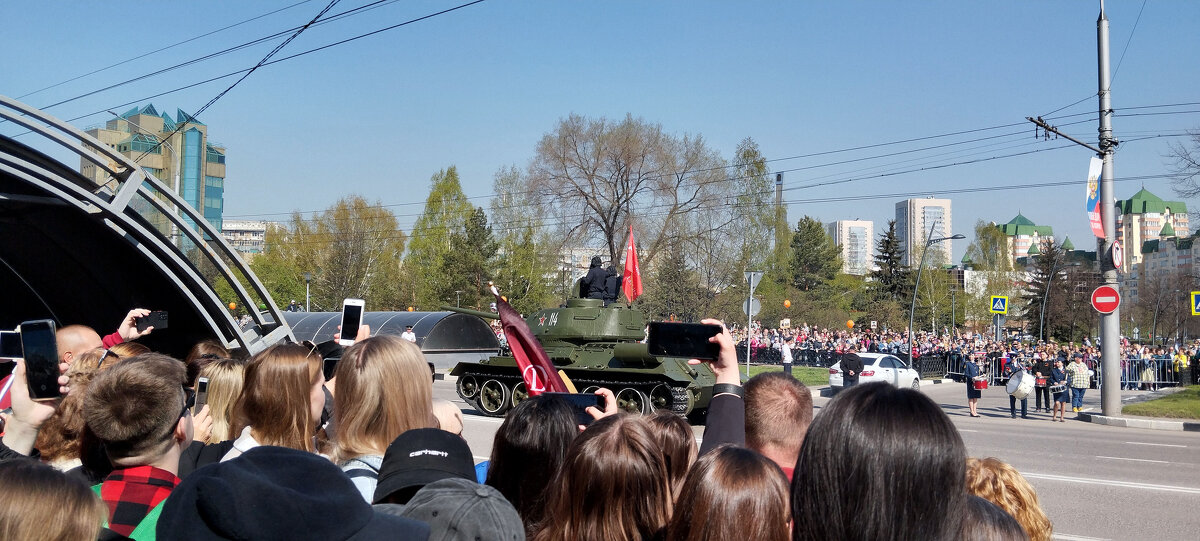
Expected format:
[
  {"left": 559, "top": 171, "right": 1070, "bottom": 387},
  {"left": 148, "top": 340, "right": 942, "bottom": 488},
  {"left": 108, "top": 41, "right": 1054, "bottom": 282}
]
[
  {"left": 303, "top": 272, "right": 311, "bottom": 312},
  {"left": 908, "top": 226, "right": 964, "bottom": 361},
  {"left": 455, "top": 290, "right": 463, "bottom": 308},
  {"left": 1039, "top": 260, "right": 1081, "bottom": 342}
]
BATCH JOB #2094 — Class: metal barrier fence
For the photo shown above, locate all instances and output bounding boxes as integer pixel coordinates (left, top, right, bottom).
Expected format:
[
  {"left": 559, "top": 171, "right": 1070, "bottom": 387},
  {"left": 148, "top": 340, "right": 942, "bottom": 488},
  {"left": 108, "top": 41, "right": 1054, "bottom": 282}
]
[
  {"left": 943, "top": 354, "right": 1186, "bottom": 390},
  {"left": 736, "top": 345, "right": 948, "bottom": 379}
]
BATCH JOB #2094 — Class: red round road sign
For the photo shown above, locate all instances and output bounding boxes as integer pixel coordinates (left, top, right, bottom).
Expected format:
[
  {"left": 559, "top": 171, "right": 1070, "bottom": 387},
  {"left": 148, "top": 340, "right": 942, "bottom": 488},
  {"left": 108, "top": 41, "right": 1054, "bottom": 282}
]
[{"left": 1091, "top": 285, "right": 1120, "bottom": 314}]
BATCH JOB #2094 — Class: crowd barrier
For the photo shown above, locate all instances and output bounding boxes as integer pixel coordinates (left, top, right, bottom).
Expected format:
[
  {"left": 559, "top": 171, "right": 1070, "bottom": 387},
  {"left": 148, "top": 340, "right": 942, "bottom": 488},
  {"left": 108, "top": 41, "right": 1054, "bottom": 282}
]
[
  {"left": 735, "top": 344, "right": 947, "bottom": 379},
  {"left": 943, "top": 353, "right": 1188, "bottom": 390}
]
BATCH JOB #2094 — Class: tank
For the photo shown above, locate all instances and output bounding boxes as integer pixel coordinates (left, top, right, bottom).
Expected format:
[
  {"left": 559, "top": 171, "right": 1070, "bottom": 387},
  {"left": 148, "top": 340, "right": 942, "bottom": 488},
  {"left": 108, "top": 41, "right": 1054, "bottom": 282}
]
[{"left": 448, "top": 298, "right": 717, "bottom": 418}]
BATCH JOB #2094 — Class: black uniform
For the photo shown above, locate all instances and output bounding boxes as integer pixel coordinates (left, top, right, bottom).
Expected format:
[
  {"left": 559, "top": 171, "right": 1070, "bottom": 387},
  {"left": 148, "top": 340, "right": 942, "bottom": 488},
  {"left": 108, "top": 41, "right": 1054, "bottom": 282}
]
[
  {"left": 841, "top": 353, "right": 865, "bottom": 387},
  {"left": 580, "top": 256, "right": 607, "bottom": 300}
]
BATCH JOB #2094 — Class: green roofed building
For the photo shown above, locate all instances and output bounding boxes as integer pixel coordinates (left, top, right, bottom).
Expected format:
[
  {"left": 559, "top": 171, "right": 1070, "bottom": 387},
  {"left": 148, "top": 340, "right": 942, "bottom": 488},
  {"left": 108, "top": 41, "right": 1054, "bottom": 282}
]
[
  {"left": 995, "top": 212, "right": 1054, "bottom": 268},
  {"left": 1115, "top": 187, "right": 1189, "bottom": 274}
]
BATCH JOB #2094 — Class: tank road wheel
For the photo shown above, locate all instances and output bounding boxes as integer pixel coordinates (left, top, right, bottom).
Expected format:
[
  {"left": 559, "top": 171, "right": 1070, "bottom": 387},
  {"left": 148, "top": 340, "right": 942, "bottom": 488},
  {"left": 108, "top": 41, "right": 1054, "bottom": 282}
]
[
  {"left": 457, "top": 375, "right": 480, "bottom": 400},
  {"left": 649, "top": 384, "right": 673, "bottom": 412},
  {"left": 478, "top": 379, "right": 511, "bottom": 416},
  {"left": 616, "top": 388, "right": 650, "bottom": 415},
  {"left": 581, "top": 386, "right": 600, "bottom": 395},
  {"left": 511, "top": 382, "right": 529, "bottom": 408}
]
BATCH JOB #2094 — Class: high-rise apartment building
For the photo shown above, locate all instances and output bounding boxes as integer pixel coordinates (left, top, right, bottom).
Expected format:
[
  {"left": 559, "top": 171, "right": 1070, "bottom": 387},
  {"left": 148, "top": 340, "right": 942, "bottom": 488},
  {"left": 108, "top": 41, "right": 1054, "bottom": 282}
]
[
  {"left": 1115, "top": 187, "right": 1189, "bottom": 274},
  {"left": 222, "top": 220, "right": 268, "bottom": 255},
  {"left": 81, "top": 104, "right": 226, "bottom": 233},
  {"left": 826, "top": 219, "right": 874, "bottom": 275},
  {"left": 895, "top": 198, "right": 952, "bottom": 267}
]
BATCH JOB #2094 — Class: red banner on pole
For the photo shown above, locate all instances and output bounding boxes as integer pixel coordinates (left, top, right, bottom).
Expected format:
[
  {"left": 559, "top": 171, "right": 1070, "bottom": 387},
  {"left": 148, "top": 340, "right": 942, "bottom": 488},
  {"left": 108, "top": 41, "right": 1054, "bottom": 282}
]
[
  {"left": 491, "top": 285, "right": 567, "bottom": 396},
  {"left": 622, "top": 225, "right": 643, "bottom": 303}
]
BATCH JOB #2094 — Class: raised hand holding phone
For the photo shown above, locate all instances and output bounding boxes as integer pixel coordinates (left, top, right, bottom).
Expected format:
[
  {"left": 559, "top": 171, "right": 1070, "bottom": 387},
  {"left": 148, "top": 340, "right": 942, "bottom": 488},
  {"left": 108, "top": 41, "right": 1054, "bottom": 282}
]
[{"left": 338, "top": 299, "right": 365, "bottom": 347}]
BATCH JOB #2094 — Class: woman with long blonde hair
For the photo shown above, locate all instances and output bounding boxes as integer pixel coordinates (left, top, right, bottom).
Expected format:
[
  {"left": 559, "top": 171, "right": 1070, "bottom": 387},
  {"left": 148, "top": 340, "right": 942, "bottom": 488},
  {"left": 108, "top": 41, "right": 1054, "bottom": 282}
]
[
  {"left": 332, "top": 335, "right": 434, "bottom": 501},
  {"left": 221, "top": 343, "right": 324, "bottom": 461},
  {"left": 966, "top": 457, "right": 1053, "bottom": 541},
  {"left": 196, "top": 358, "right": 247, "bottom": 444}
]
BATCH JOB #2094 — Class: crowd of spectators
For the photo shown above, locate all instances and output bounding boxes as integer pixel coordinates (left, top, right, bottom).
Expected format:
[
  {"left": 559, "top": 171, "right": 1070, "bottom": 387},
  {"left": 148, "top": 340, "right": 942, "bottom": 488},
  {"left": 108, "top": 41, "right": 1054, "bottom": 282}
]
[{"left": 1, "top": 309, "right": 1059, "bottom": 540}]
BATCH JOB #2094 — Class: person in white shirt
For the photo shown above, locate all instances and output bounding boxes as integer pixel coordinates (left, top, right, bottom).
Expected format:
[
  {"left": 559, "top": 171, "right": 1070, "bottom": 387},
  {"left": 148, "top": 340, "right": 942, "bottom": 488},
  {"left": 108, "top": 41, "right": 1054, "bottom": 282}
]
[
  {"left": 782, "top": 335, "right": 794, "bottom": 376},
  {"left": 400, "top": 325, "right": 417, "bottom": 343}
]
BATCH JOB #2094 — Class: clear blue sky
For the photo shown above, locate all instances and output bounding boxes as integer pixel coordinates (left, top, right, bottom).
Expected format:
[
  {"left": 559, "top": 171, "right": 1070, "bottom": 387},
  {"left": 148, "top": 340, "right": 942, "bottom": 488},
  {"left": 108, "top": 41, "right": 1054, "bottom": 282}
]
[{"left": 4, "top": 0, "right": 1199, "bottom": 263}]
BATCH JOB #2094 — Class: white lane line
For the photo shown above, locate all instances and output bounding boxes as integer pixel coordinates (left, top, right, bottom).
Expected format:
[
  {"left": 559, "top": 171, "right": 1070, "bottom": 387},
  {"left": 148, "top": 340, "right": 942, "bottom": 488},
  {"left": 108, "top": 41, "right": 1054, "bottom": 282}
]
[
  {"left": 1125, "top": 441, "right": 1187, "bottom": 448},
  {"left": 473, "top": 455, "right": 489, "bottom": 461},
  {"left": 1024, "top": 472, "right": 1200, "bottom": 495},
  {"left": 958, "top": 429, "right": 980, "bottom": 433},
  {"left": 1094, "top": 456, "right": 1169, "bottom": 464},
  {"left": 463, "top": 416, "right": 505, "bottom": 424},
  {"left": 1054, "top": 534, "right": 1109, "bottom": 541}
]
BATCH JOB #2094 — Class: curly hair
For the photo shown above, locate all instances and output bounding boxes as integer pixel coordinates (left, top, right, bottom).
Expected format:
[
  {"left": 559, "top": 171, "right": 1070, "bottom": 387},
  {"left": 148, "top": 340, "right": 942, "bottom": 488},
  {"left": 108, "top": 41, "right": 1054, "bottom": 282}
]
[{"left": 966, "top": 457, "right": 1053, "bottom": 541}]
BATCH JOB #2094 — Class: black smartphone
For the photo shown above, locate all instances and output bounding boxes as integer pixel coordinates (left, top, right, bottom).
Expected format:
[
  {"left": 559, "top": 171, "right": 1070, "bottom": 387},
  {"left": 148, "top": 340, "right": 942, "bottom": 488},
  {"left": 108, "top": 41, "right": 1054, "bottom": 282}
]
[
  {"left": 135, "top": 311, "right": 168, "bottom": 333},
  {"left": 646, "top": 322, "right": 722, "bottom": 361},
  {"left": 19, "top": 319, "right": 61, "bottom": 401},
  {"left": 0, "top": 331, "right": 21, "bottom": 359},
  {"left": 193, "top": 376, "right": 209, "bottom": 414},
  {"left": 543, "top": 392, "right": 604, "bottom": 426}
]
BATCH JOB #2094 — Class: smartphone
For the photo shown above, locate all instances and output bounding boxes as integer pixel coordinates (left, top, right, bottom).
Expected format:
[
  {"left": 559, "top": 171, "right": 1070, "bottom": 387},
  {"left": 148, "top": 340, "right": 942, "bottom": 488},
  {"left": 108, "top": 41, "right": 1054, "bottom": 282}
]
[
  {"left": 0, "top": 331, "right": 21, "bottom": 360},
  {"left": 646, "top": 322, "right": 722, "bottom": 361},
  {"left": 135, "top": 311, "right": 168, "bottom": 333},
  {"left": 19, "top": 320, "right": 61, "bottom": 401},
  {"left": 339, "top": 299, "right": 365, "bottom": 346},
  {"left": 193, "top": 376, "right": 209, "bottom": 415},
  {"left": 543, "top": 392, "right": 604, "bottom": 426}
]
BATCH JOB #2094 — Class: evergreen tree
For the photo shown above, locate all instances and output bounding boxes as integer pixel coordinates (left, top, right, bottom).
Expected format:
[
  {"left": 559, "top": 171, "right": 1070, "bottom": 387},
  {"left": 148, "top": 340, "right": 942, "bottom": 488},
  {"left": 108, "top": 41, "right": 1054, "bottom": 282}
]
[
  {"left": 871, "top": 219, "right": 910, "bottom": 301},
  {"left": 1021, "top": 240, "right": 1071, "bottom": 340},
  {"left": 642, "top": 240, "right": 707, "bottom": 322},
  {"left": 789, "top": 216, "right": 841, "bottom": 291},
  {"left": 404, "top": 167, "right": 474, "bottom": 308},
  {"left": 436, "top": 207, "right": 499, "bottom": 309}
]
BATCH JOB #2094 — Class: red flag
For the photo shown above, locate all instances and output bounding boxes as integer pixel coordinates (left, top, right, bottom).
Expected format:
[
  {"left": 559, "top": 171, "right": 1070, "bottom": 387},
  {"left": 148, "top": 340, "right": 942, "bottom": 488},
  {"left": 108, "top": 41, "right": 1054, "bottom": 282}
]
[
  {"left": 622, "top": 225, "right": 643, "bottom": 303},
  {"left": 491, "top": 285, "right": 567, "bottom": 396}
]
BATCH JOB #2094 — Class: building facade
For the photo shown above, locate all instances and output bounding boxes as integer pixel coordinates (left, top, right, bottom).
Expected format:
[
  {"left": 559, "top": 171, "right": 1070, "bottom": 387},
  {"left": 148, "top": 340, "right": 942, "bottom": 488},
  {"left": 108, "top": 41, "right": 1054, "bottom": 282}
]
[
  {"left": 996, "top": 213, "right": 1054, "bottom": 268},
  {"left": 222, "top": 220, "right": 268, "bottom": 255},
  {"left": 81, "top": 104, "right": 227, "bottom": 234},
  {"left": 896, "top": 198, "right": 952, "bottom": 267},
  {"left": 826, "top": 219, "right": 874, "bottom": 275},
  {"left": 1116, "top": 188, "right": 1189, "bottom": 274}
]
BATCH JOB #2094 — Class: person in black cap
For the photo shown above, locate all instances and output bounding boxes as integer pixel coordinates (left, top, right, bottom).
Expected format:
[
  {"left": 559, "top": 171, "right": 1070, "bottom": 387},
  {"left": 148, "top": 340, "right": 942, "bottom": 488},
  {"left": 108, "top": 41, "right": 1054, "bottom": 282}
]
[
  {"left": 373, "top": 428, "right": 478, "bottom": 505},
  {"left": 840, "top": 353, "right": 864, "bottom": 388},
  {"left": 156, "top": 446, "right": 429, "bottom": 540}
]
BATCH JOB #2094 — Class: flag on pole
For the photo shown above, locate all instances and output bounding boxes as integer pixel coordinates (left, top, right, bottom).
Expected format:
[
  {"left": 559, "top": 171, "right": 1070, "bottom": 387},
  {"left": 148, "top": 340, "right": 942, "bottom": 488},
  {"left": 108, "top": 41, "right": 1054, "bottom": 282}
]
[
  {"left": 622, "top": 225, "right": 643, "bottom": 303},
  {"left": 490, "top": 284, "right": 567, "bottom": 396}
]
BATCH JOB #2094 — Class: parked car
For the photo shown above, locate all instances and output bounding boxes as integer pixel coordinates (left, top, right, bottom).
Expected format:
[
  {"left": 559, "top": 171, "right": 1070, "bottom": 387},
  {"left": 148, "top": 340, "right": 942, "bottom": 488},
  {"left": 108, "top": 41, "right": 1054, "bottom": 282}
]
[{"left": 829, "top": 353, "right": 920, "bottom": 393}]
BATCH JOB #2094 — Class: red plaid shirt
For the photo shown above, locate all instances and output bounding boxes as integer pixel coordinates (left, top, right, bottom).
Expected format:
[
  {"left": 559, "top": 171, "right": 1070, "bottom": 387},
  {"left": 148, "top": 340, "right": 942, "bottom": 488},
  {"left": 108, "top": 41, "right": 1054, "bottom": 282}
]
[{"left": 100, "top": 465, "right": 179, "bottom": 536}]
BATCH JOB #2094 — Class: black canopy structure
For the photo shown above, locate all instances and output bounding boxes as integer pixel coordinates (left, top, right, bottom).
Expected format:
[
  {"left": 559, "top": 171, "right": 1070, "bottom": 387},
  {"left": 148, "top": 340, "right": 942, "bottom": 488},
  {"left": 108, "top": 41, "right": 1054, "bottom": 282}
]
[
  {"left": 0, "top": 96, "right": 291, "bottom": 357},
  {"left": 283, "top": 311, "right": 500, "bottom": 370}
]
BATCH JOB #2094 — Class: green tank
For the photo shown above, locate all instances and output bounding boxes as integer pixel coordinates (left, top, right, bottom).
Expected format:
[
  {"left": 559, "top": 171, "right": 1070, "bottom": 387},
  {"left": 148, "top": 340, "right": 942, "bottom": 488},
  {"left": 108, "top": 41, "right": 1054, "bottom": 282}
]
[{"left": 448, "top": 298, "right": 717, "bottom": 418}]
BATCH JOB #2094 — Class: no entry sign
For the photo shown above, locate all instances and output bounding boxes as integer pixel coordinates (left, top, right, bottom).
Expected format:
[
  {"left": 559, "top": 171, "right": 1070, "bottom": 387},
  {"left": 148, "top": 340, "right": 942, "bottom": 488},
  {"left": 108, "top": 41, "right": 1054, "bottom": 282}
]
[{"left": 1091, "top": 285, "right": 1120, "bottom": 314}]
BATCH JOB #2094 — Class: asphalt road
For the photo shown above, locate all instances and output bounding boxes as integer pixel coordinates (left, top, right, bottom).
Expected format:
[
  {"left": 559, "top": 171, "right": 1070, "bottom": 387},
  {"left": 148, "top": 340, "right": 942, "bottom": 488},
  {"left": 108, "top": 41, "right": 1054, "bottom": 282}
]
[{"left": 436, "top": 377, "right": 1200, "bottom": 541}]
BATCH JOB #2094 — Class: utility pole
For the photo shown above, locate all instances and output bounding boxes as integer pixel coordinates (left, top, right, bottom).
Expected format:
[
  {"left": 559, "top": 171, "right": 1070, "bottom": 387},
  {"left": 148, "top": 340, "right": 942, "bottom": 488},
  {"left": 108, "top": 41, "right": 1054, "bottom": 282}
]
[{"left": 1025, "top": 1, "right": 1121, "bottom": 416}]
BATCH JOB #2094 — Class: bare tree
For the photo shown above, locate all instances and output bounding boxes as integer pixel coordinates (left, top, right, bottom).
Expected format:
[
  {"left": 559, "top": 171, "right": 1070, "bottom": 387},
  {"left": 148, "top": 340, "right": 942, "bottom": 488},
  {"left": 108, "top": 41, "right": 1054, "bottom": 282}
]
[
  {"left": 1168, "top": 130, "right": 1200, "bottom": 198},
  {"left": 526, "top": 114, "right": 730, "bottom": 267}
]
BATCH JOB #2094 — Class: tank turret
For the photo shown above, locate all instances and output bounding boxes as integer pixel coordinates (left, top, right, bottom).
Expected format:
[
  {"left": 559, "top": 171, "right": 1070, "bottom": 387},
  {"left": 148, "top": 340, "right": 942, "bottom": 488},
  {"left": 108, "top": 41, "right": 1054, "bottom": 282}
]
[{"left": 449, "top": 300, "right": 716, "bottom": 418}]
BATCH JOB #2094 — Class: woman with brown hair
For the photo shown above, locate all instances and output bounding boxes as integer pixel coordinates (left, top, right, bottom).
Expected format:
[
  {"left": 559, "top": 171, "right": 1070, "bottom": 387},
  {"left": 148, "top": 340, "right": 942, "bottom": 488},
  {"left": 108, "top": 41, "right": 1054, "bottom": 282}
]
[
  {"left": 332, "top": 335, "right": 434, "bottom": 501},
  {"left": 221, "top": 343, "right": 325, "bottom": 461},
  {"left": 0, "top": 460, "right": 108, "bottom": 541},
  {"left": 196, "top": 358, "right": 247, "bottom": 444},
  {"left": 532, "top": 414, "right": 673, "bottom": 541},
  {"left": 36, "top": 348, "right": 110, "bottom": 472},
  {"left": 666, "top": 444, "right": 789, "bottom": 541},
  {"left": 966, "top": 457, "right": 1053, "bottom": 541},
  {"left": 647, "top": 410, "right": 697, "bottom": 501}
]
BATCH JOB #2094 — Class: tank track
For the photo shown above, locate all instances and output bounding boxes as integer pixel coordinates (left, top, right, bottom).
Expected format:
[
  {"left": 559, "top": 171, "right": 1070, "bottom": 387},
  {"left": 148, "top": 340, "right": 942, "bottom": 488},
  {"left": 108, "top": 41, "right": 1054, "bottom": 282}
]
[{"left": 454, "top": 368, "right": 696, "bottom": 418}]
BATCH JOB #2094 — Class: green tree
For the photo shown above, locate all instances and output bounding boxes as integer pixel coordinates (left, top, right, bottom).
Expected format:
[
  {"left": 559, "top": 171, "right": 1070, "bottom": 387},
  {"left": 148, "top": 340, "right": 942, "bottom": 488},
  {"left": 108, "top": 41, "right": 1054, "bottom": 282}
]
[
  {"left": 1020, "top": 240, "right": 1072, "bottom": 341},
  {"left": 489, "top": 165, "right": 560, "bottom": 314},
  {"left": 870, "top": 219, "right": 910, "bottom": 301},
  {"left": 436, "top": 207, "right": 499, "bottom": 309},
  {"left": 964, "top": 220, "right": 1012, "bottom": 271},
  {"left": 788, "top": 216, "right": 840, "bottom": 291},
  {"left": 641, "top": 240, "right": 708, "bottom": 322},
  {"left": 404, "top": 167, "right": 474, "bottom": 308}
]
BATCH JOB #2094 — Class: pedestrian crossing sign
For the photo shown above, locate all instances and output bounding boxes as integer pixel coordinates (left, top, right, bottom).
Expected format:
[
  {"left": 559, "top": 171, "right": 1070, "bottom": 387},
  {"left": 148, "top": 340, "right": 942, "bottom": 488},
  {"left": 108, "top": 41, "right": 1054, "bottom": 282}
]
[
  {"left": 1192, "top": 291, "right": 1200, "bottom": 316},
  {"left": 990, "top": 295, "right": 1008, "bottom": 314}
]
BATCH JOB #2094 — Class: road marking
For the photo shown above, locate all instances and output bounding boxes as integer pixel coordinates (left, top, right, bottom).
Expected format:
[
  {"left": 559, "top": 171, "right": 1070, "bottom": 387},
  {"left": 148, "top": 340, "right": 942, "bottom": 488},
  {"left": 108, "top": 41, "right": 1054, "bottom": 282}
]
[
  {"left": 1023, "top": 472, "right": 1200, "bottom": 495},
  {"left": 1094, "top": 456, "right": 1169, "bottom": 464},
  {"left": 464, "top": 415, "right": 505, "bottom": 424},
  {"left": 473, "top": 455, "right": 489, "bottom": 461},
  {"left": 957, "top": 429, "right": 980, "bottom": 433},
  {"left": 1054, "top": 534, "right": 1110, "bottom": 541},
  {"left": 1125, "top": 441, "right": 1187, "bottom": 448}
]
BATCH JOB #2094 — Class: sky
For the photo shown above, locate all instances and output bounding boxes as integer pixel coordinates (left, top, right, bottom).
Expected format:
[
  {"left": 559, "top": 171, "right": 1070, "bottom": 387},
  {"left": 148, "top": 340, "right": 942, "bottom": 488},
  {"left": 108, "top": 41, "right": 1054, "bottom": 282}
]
[{"left": 3, "top": 0, "right": 1199, "bottom": 264}]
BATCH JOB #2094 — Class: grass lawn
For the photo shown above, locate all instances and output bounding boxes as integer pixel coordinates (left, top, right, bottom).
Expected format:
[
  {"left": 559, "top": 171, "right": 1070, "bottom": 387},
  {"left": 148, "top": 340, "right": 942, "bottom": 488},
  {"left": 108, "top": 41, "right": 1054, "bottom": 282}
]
[
  {"left": 1122, "top": 386, "right": 1200, "bottom": 419},
  {"left": 742, "top": 364, "right": 830, "bottom": 387}
]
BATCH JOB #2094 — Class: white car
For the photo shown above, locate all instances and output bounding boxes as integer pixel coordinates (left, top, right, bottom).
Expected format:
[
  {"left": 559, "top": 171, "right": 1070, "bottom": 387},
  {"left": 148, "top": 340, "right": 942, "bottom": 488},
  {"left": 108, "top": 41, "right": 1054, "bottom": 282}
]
[{"left": 828, "top": 353, "right": 921, "bottom": 392}]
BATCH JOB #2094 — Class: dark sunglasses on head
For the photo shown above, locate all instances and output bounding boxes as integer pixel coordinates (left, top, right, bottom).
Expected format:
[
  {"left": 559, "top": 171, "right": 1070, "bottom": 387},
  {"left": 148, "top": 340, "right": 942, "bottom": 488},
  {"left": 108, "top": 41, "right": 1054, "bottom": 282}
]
[
  {"left": 179, "top": 387, "right": 196, "bottom": 419},
  {"left": 96, "top": 349, "right": 117, "bottom": 368}
]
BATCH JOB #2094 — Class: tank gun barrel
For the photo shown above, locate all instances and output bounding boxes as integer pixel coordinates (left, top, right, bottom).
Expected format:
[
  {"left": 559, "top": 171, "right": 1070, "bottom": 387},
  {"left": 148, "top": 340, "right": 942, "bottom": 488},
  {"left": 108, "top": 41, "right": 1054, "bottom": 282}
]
[{"left": 441, "top": 305, "right": 500, "bottom": 320}]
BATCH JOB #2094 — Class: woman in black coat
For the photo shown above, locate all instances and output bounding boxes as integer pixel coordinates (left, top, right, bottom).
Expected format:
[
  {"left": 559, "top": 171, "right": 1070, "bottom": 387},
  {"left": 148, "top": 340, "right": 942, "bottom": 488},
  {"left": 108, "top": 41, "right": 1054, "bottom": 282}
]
[{"left": 964, "top": 354, "right": 983, "bottom": 417}]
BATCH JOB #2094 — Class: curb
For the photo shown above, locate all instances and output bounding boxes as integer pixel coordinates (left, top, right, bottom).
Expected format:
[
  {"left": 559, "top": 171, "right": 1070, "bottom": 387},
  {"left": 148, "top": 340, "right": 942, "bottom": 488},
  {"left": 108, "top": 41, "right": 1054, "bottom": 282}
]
[{"left": 1079, "top": 412, "right": 1200, "bottom": 432}]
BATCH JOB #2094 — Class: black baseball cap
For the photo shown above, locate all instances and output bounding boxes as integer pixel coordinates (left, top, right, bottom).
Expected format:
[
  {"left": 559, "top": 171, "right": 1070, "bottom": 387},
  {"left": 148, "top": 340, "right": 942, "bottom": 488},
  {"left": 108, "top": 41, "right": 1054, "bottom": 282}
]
[{"left": 372, "top": 428, "right": 477, "bottom": 504}]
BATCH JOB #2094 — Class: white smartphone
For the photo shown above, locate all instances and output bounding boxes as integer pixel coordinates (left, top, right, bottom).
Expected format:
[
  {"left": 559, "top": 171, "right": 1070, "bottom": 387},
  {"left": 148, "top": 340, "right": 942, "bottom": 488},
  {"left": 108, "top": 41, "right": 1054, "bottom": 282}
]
[{"left": 339, "top": 298, "right": 365, "bottom": 346}]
